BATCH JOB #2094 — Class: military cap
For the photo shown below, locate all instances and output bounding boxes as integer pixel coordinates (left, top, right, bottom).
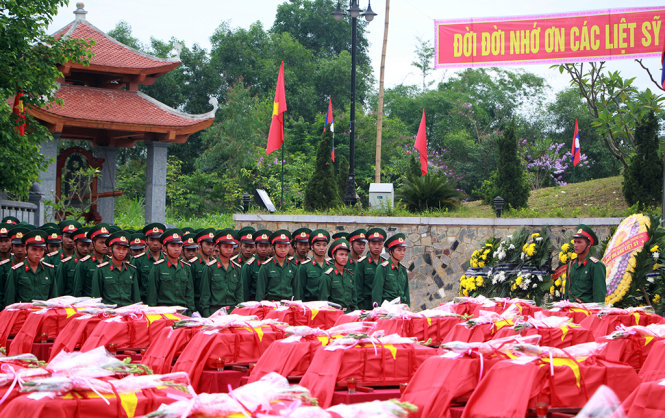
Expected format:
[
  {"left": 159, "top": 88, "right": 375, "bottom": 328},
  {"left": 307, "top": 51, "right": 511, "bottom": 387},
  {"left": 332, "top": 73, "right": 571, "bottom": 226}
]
[
  {"left": 254, "top": 229, "right": 272, "bottom": 244},
  {"left": 0, "top": 225, "right": 10, "bottom": 238},
  {"left": 108, "top": 225, "right": 121, "bottom": 234},
  {"left": 106, "top": 231, "right": 131, "bottom": 247},
  {"left": 214, "top": 228, "right": 238, "bottom": 246},
  {"left": 348, "top": 229, "right": 367, "bottom": 243},
  {"left": 59, "top": 220, "right": 82, "bottom": 235},
  {"left": 43, "top": 227, "right": 62, "bottom": 244},
  {"left": 161, "top": 228, "right": 183, "bottom": 245},
  {"left": 1, "top": 216, "right": 19, "bottom": 225},
  {"left": 238, "top": 226, "right": 256, "bottom": 244},
  {"left": 182, "top": 227, "right": 195, "bottom": 236},
  {"left": 129, "top": 232, "right": 146, "bottom": 250},
  {"left": 88, "top": 223, "right": 111, "bottom": 241},
  {"left": 183, "top": 234, "right": 199, "bottom": 249},
  {"left": 385, "top": 233, "right": 407, "bottom": 250},
  {"left": 195, "top": 228, "right": 216, "bottom": 244},
  {"left": 40, "top": 222, "right": 59, "bottom": 231},
  {"left": 143, "top": 223, "right": 166, "bottom": 238},
  {"left": 328, "top": 238, "right": 351, "bottom": 258},
  {"left": 270, "top": 229, "right": 291, "bottom": 245},
  {"left": 23, "top": 229, "right": 47, "bottom": 247},
  {"left": 573, "top": 224, "right": 599, "bottom": 246},
  {"left": 366, "top": 228, "right": 387, "bottom": 242},
  {"left": 310, "top": 229, "right": 331, "bottom": 244},
  {"left": 10, "top": 226, "right": 30, "bottom": 245},
  {"left": 291, "top": 227, "right": 312, "bottom": 243},
  {"left": 73, "top": 227, "right": 92, "bottom": 243},
  {"left": 332, "top": 232, "right": 349, "bottom": 240}
]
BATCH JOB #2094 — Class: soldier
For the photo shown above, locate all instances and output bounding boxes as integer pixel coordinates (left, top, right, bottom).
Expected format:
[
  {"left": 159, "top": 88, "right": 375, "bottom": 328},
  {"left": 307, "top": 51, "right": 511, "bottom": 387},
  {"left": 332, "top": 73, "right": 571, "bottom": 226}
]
[
  {"left": 0, "top": 224, "right": 11, "bottom": 261},
  {"left": 372, "top": 233, "right": 410, "bottom": 307},
  {"left": 255, "top": 230, "right": 298, "bottom": 301},
  {"left": 319, "top": 238, "right": 357, "bottom": 311},
  {"left": 190, "top": 228, "right": 216, "bottom": 314},
  {"left": 92, "top": 231, "right": 140, "bottom": 306},
  {"left": 232, "top": 227, "right": 256, "bottom": 266},
  {"left": 4, "top": 230, "right": 58, "bottom": 305},
  {"left": 59, "top": 220, "right": 81, "bottom": 259},
  {"left": 55, "top": 226, "right": 91, "bottom": 296},
  {"left": 199, "top": 229, "right": 243, "bottom": 316},
  {"left": 9, "top": 226, "right": 29, "bottom": 267},
  {"left": 565, "top": 224, "right": 607, "bottom": 303},
  {"left": 146, "top": 229, "right": 196, "bottom": 315},
  {"left": 182, "top": 232, "right": 199, "bottom": 262},
  {"left": 291, "top": 227, "right": 311, "bottom": 265},
  {"left": 42, "top": 227, "right": 62, "bottom": 265},
  {"left": 72, "top": 224, "right": 111, "bottom": 297},
  {"left": 295, "top": 229, "right": 331, "bottom": 301},
  {"left": 0, "top": 226, "right": 30, "bottom": 307},
  {"left": 332, "top": 232, "right": 349, "bottom": 240},
  {"left": 129, "top": 233, "right": 147, "bottom": 258},
  {"left": 347, "top": 229, "right": 367, "bottom": 268},
  {"left": 355, "top": 228, "right": 387, "bottom": 310},
  {"left": 241, "top": 229, "right": 272, "bottom": 302},
  {"left": 133, "top": 222, "right": 166, "bottom": 302},
  {"left": 1, "top": 216, "right": 19, "bottom": 225}
]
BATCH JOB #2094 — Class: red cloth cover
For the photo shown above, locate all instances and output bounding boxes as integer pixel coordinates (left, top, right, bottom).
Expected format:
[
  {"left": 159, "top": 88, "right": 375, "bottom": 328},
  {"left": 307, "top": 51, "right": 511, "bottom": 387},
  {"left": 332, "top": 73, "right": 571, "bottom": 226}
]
[
  {"left": 264, "top": 306, "right": 343, "bottom": 329},
  {"left": 172, "top": 324, "right": 286, "bottom": 390},
  {"left": 621, "top": 380, "right": 665, "bottom": 417},
  {"left": 231, "top": 305, "right": 277, "bottom": 320},
  {"left": 542, "top": 307, "right": 595, "bottom": 324},
  {"left": 638, "top": 340, "right": 665, "bottom": 382},
  {"left": 599, "top": 334, "right": 662, "bottom": 371},
  {"left": 9, "top": 308, "right": 82, "bottom": 356},
  {"left": 300, "top": 342, "right": 437, "bottom": 408},
  {"left": 580, "top": 312, "right": 665, "bottom": 338},
  {"left": 0, "top": 309, "right": 36, "bottom": 347},
  {"left": 141, "top": 326, "right": 201, "bottom": 374},
  {"left": 80, "top": 313, "right": 185, "bottom": 352},
  {"left": 492, "top": 325, "right": 594, "bottom": 349},
  {"left": 49, "top": 315, "right": 104, "bottom": 361},
  {"left": 374, "top": 316, "right": 464, "bottom": 345},
  {"left": 248, "top": 335, "right": 329, "bottom": 383},
  {"left": 443, "top": 319, "right": 514, "bottom": 344}
]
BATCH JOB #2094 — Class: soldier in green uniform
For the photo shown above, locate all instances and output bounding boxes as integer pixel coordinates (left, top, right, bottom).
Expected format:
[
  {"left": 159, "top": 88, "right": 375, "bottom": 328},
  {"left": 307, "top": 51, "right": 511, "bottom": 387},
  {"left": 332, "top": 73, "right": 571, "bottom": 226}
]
[
  {"left": 4, "top": 230, "right": 58, "bottom": 305},
  {"left": 255, "top": 230, "right": 298, "bottom": 301},
  {"left": 241, "top": 229, "right": 272, "bottom": 302},
  {"left": 42, "top": 227, "right": 62, "bottom": 265},
  {"left": 347, "top": 229, "right": 367, "bottom": 269},
  {"left": 565, "top": 224, "right": 607, "bottom": 303},
  {"left": 232, "top": 227, "right": 256, "bottom": 266},
  {"left": 189, "top": 228, "right": 216, "bottom": 314},
  {"left": 129, "top": 233, "right": 147, "bottom": 259},
  {"left": 199, "top": 229, "right": 243, "bottom": 316},
  {"left": 355, "top": 228, "right": 386, "bottom": 310},
  {"left": 319, "top": 238, "right": 357, "bottom": 311},
  {"left": 0, "top": 225, "right": 12, "bottom": 262},
  {"left": 92, "top": 231, "right": 140, "bottom": 306},
  {"left": 295, "top": 229, "right": 331, "bottom": 301},
  {"left": 9, "top": 226, "right": 29, "bottom": 267},
  {"left": 55, "top": 226, "right": 91, "bottom": 296},
  {"left": 291, "top": 227, "right": 312, "bottom": 265},
  {"left": 59, "top": 220, "right": 81, "bottom": 260},
  {"left": 146, "top": 229, "right": 196, "bottom": 314},
  {"left": 72, "top": 224, "right": 111, "bottom": 297},
  {"left": 182, "top": 232, "right": 199, "bottom": 263},
  {"left": 0, "top": 226, "right": 30, "bottom": 307},
  {"left": 133, "top": 223, "right": 166, "bottom": 302},
  {"left": 372, "top": 233, "right": 410, "bottom": 307}
]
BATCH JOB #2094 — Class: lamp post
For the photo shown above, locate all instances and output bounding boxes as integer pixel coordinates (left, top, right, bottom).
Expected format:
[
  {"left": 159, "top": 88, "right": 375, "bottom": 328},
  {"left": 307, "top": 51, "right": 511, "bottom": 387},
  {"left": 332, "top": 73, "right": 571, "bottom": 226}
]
[
  {"left": 333, "top": 0, "right": 376, "bottom": 205},
  {"left": 493, "top": 196, "right": 505, "bottom": 218}
]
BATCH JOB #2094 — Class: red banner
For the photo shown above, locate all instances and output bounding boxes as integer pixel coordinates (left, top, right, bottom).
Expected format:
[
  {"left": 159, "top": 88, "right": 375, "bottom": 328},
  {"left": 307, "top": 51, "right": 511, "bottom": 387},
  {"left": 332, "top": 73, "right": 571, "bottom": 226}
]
[
  {"left": 601, "top": 231, "right": 649, "bottom": 266},
  {"left": 435, "top": 7, "right": 665, "bottom": 68}
]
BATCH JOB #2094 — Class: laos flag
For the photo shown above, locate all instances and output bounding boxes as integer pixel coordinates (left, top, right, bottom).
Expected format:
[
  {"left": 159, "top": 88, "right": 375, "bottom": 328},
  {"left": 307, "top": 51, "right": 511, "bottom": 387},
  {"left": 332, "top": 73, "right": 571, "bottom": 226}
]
[
  {"left": 324, "top": 98, "right": 335, "bottom": 161},
  {"left": 572, "top": 119, "right": 581, "bottom": 167}
]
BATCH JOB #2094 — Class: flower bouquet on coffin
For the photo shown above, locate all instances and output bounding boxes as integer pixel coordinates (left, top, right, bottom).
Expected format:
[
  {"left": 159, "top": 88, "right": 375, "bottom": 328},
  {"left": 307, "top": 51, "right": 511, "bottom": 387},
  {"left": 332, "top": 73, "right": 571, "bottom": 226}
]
[
  {"left": 263, "top": 300, "right": 345, "bottom": 330},
  {"left": 402, "top": 334, "right": 542, "bottom": 418},
  {"left": 442, "top": 305, "right": 522, "bottom": 344},
  {"left": 249, "top": 322, "right": 376, "bottom": 383},
  {"left": 542, "top": 300, "right": 603, "bottom": 324},
  {"left": 232, "top": 301, "right": 281, "bottom": 319},
  {"left": 299, "top": 333, "right": 437, "bottom": 408},
  {"left": 461, "top": 342, "right": 640, "bottom": 418},
  {"left": 491, "top": 312, "right": 594, "bottom": 349},
  {"left": 0, "top": 354, "right": 50, "bottom": 411},
  {"left": 580, "top": 306, "right": 665, "bottom": 339},
  {"left": 332, "top": 298, "right": 412, "bottom": 327},
  {"left": 439, "top": 295, "right": 495, "bottom": 317}
]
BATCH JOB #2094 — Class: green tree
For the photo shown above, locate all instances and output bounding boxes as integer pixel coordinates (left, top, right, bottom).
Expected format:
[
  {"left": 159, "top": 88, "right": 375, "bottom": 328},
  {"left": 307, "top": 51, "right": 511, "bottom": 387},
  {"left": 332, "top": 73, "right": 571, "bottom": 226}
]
[
  {"left": 411, "top": 37, "right": 434, "bottom": 92},
  {"left": 304, "top": 128, "right": 342, "bottom": 210},
  {"left": 495, "top": 121, "right": 529, "bottom": 209},
  {"left": 0, "top": 0, "right": 92, "bottom": 197},
  {"left": 623, "top": 111, "right": 662, "bottom": 209},
  {"left": 397, "top": 173, "right": 463, "bottom": 212}
]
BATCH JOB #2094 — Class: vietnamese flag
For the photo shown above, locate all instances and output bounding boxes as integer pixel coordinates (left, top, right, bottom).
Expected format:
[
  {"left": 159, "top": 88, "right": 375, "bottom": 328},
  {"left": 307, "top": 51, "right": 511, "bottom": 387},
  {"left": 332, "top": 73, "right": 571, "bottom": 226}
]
[
  {"left": 324, "top": 98, "right": 335, "bottom": 161},
  {"left": 266, "top": 62, "right": 287, "bottom": 155},
  {"left": 572, "top": 119, "right": 581, "bottom": 167},
  {"left": 414, "top": 109, "right": 428, "bottom": 176},
  {"left": 13, "top": 91, "right": 26, "bottom": 136}
]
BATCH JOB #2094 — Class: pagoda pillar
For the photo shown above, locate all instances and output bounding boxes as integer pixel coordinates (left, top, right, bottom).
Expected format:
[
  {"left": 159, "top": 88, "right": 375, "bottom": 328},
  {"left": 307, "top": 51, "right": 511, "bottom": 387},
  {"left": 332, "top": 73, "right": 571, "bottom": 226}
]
[
  {"left": 93, "top": 145, "right": 117, "bottom": 224},
  {"left": 145, "top": 141, "right": 170, "bottom": 224},
  {"left": 38, "top": 134, "right": 59, "bottom": 222}
]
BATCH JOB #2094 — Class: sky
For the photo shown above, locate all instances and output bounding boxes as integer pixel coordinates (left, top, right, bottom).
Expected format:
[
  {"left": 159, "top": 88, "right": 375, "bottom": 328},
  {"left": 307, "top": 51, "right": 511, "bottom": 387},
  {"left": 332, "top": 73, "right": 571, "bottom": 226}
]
[{"left": 48, "top": 0, "right": 665, "bottom": 96}]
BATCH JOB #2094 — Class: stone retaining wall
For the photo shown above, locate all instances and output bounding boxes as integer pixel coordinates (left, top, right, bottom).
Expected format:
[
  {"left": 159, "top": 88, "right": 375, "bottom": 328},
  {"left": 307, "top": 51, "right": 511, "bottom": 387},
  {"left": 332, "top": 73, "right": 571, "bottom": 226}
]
[{"left": 234, "top": 214, "right": 622, "bottom": 311}]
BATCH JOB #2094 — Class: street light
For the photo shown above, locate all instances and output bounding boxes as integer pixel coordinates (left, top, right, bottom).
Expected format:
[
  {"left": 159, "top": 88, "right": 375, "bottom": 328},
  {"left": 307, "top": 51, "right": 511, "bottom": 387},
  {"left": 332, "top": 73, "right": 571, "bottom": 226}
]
[{"left": 332, "top": 0, "right": 377, "bottom": 205}]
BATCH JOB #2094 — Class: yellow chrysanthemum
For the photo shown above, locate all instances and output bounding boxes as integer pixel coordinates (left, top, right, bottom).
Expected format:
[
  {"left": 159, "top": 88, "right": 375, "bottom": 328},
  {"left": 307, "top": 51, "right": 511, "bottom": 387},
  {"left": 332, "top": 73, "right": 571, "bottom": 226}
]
[
  {"left": 554, "top": 278, "right": 561, "bottom": 287},
  {"left": 478, "top": 261, "right": 485, "bottom": 267},
  {"left": 515, "top": 276, "right": 523, "bottom": 285},
  {"left": 511, "top": 283, "right": 517, "bottom": 291},
  {"left": 654, "top": 294, "right": 662, "bottom": 304},
  {"left": 531, "top": 233, "right": 540, "bottom": 238},
  {"left": 569, "top": 253, "right": 577, "bottom": 260},
  {"left": 561, "top": 243, "right": 570, "bottom": 252},
  {"left": 550, "top": 286, "right": 555, "bottom": 295},
  {"left": 559, "top": 253, "right": 568, "bottom": 264},
  {"left": 475, "top": 276, "right": 484, "bottom": 286},
  {"left": 651, "top": 245, "right": 660, "bottom": 253}
]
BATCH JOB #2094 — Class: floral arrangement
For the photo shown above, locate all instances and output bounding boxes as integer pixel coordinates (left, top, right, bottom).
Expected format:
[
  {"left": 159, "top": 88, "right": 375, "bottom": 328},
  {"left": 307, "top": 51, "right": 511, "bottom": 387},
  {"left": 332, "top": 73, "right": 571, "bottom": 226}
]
[
  {"left": 492, "top": 227, "right": 530, "bottom": 265},
  {"left": 469, "top": 237, "right": 500, "bottom": 268},
  {"left": 458, "top": 274, "right": 485, "bottom": 297},
  {"left": 509, "top": 270, "right": 550, "bottom": 304},
  {"left": 520, "top": 228, "right": 553, "bottom": 268},
  {"left": 549, "top": 237, "right": 576, "bottom": 301}
]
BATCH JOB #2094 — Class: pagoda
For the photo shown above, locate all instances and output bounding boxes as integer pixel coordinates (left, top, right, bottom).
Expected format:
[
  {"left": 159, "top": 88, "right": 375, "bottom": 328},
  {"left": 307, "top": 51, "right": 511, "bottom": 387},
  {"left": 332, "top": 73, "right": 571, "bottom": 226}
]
[{"left": 30, "top": 3, "right": 215, "bottom": 223}]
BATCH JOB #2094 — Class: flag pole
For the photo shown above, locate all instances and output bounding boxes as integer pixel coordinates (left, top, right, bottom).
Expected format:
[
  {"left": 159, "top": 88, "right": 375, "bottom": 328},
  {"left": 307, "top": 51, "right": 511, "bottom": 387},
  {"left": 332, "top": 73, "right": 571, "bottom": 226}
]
[{"left": 281, "top": 138, "right": 285, "bottom": 210}]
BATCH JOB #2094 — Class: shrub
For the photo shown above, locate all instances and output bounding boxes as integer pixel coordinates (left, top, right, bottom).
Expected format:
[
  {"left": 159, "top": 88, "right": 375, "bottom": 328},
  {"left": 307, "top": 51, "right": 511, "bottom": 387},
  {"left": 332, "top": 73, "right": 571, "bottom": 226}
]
[
  {"left": 397, "top": 173, "right": 464, "bottom": 212},
  {"left": 304, "top": 128, "right": 342, "bottom": 210},
  {"left": 623, "top": 110, "right": 662, "bottom": 209}
]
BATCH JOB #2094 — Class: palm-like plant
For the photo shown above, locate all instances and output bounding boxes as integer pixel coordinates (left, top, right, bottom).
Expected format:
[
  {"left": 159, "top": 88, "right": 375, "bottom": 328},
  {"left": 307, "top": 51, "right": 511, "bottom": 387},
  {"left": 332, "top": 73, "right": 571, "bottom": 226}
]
[{"left": 397, "top": 173, "right": 464, "bottom": 212}]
